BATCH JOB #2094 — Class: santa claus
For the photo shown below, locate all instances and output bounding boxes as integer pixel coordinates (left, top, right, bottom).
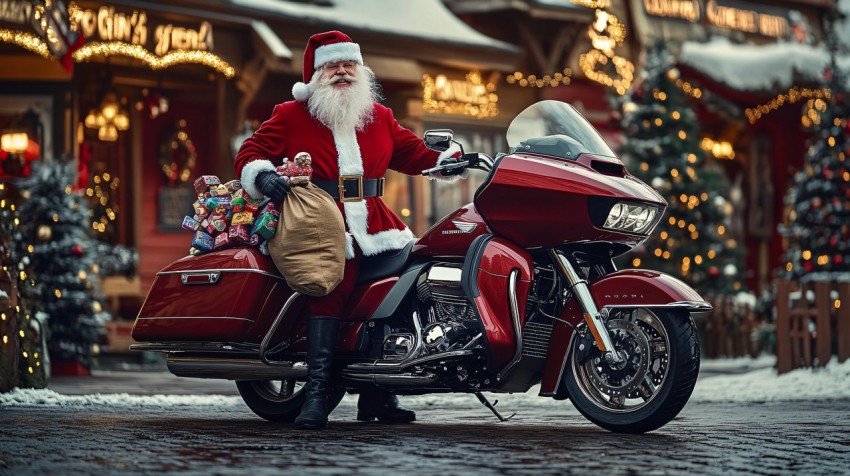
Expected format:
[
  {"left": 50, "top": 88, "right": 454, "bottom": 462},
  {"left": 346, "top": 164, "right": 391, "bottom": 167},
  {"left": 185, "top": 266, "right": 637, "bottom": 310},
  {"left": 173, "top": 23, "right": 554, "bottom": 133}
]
[{"left": 235, "top": 31, "right": 462, "bottom": 430}]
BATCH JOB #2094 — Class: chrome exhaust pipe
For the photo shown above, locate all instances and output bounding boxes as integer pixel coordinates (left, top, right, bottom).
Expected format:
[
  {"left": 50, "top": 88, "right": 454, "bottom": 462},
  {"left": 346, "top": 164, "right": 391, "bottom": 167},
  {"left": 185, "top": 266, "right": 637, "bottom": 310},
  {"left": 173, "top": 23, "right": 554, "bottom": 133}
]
[{"left": 166, "top": 356, "right": 307, "bottom": 380}]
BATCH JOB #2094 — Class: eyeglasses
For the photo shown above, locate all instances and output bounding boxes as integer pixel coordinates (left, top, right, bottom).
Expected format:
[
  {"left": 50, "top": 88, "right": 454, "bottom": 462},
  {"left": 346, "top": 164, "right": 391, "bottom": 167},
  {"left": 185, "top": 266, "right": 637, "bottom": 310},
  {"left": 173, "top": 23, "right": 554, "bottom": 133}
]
[{"left": 323, "top": 61, "right": 357, "bottom": 73}]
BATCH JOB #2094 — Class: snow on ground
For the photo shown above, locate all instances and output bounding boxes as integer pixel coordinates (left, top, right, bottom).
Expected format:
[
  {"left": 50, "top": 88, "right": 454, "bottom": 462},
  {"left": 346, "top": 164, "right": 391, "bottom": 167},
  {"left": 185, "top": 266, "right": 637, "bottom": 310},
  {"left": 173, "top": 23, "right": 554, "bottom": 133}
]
[{"left": 2, "top": 357, "right": 849, "bottom": 410}]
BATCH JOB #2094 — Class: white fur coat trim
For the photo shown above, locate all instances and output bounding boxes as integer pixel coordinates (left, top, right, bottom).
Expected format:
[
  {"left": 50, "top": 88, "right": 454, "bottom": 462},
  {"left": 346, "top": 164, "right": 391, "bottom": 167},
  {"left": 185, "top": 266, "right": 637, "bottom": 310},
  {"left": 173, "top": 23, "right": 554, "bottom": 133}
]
[
  {"left": 313, "top": 42, "right": 363, "bottom": 69},
  {"left": 240, "top": 159, "right": 276, "bottom": 199},
  {"left": 332, "top": 125, "right": 414, "bottom": 256},
  {"left": 342, "top": 199, "right": 415, "bottom": 256}
]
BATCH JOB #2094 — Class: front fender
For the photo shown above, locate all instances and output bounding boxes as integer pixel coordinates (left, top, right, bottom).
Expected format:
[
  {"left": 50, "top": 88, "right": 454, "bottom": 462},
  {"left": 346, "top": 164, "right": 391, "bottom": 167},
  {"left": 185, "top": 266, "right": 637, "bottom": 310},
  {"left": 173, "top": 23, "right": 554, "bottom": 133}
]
[
  {"left": 538, "top": 269, "right": 710, "bottom": 397},
  {"left": 591, "top": 269, "right": 712, "bottom": 312}
]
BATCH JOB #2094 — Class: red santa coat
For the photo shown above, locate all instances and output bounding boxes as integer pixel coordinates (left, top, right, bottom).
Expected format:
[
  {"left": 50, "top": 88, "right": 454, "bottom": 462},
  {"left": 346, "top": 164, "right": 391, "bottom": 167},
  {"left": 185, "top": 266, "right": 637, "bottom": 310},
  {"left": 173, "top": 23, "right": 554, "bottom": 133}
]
[{"left": 235, "top": 101, "right": 444, "bottom": 257}]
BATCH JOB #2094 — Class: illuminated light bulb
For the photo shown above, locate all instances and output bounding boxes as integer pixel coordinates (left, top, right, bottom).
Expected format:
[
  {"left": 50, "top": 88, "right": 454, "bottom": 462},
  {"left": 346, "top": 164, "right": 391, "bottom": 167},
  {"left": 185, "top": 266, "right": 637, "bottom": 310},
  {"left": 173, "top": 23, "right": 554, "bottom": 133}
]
[
  {"left": 632, "top": 258, "right": 641, "bottom": 267},
  {"left": 802, "top": 250, "right": 812, "bottom": 260}
]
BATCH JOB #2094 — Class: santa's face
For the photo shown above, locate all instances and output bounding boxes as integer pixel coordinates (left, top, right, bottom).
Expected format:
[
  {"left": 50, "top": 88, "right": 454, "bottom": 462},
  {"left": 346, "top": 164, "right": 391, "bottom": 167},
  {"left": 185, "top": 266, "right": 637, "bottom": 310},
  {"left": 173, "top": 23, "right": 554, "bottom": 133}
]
[
  {"left": 322, "top": 61, "right": 358, "bottom": 89},
  {"left": 308, "top": 62, "right": 378, "bottom": 131}
]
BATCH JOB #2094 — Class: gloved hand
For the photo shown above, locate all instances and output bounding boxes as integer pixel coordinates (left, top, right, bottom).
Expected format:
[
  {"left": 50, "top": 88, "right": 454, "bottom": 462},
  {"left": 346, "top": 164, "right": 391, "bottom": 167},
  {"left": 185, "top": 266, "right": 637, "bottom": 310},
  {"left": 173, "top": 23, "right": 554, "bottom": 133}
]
[
  {"left": 436, "top": 157, "right": 466, "bottom": 176},
  {"left": 255, "top": 170, "right": 291, "bottom": 203},
  {"left": 432, "top": 143, "right": 467, "bottom": 178}
]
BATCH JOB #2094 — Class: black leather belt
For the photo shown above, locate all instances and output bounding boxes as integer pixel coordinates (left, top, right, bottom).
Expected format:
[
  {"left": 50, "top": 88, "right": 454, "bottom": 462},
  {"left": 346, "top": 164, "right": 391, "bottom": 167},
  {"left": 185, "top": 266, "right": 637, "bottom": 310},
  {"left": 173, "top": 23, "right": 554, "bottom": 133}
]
[{"left": 313, "top": 176, "right": 384, "bottom": 202}]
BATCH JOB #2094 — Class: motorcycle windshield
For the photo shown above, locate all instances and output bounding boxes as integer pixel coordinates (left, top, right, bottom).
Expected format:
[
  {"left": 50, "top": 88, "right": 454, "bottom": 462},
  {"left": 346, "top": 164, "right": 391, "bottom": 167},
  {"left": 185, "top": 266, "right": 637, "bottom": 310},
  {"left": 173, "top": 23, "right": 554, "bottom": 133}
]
[{"left": 506, "top": 100, "right": 616, "bottom": 160}]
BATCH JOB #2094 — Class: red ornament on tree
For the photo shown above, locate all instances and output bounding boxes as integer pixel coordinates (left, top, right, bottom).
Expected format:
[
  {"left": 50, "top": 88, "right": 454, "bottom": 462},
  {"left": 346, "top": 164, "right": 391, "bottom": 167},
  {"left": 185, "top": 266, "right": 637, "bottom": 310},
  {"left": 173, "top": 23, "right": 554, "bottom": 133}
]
[
  {"left": 71, "top": 244, "right": 83, "bottom": 256},
  {"left": 708, "top": 266, "right": 719, "bottom": 277}
]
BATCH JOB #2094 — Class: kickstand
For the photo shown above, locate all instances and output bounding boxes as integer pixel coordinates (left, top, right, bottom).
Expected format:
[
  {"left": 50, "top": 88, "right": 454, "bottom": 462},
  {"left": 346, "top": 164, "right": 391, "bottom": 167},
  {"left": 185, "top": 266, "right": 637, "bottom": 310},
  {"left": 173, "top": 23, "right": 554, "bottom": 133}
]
[{"left": 475, "top": 392, "right": 516, "bottom": 422}]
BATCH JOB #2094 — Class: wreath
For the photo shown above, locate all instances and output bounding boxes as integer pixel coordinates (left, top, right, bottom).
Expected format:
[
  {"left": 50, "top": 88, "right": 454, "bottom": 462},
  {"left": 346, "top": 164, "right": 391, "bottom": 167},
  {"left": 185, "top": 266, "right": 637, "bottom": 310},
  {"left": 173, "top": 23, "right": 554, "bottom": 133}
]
[{"left": 159, "top": 119, "right": 197, "bottom": 186}]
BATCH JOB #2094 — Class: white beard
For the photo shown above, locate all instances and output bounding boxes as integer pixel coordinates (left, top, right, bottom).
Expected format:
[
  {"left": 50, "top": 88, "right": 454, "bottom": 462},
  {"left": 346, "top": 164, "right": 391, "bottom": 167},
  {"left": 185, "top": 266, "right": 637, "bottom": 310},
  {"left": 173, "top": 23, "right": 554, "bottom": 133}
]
[{"left": 308, "top": 64, "right": 380, "bottom": 132}]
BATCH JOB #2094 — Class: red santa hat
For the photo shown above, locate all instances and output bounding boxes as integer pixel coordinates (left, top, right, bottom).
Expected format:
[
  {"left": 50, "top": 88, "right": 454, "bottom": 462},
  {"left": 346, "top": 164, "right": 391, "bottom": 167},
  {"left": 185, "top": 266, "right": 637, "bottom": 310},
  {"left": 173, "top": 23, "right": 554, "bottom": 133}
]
[{"left": 292, "top": 31, "right": 363, "bottom": 102}]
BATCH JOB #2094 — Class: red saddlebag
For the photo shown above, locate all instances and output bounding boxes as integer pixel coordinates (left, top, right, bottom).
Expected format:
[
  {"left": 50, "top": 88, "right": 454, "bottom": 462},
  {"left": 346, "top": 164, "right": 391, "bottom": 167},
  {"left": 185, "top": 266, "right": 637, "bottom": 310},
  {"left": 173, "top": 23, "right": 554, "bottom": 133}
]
[{"left": 132, "top": 248, "right": 299, "bottom": 343}]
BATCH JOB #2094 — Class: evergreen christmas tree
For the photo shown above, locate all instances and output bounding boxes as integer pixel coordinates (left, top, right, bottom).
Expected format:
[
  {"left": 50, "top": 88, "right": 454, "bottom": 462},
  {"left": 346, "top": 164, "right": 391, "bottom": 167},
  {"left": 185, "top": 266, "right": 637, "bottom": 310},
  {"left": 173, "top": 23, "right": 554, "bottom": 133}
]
[
  {"left": 0, "top": 181, "right": 48, "bottom": 390},
  {"left": 779, "top": 9, "right": 850, "bottom": 281},
  {"left": 16, "top": 160, "right": 112, "bottom": 368},
  {"left": 613, "top": 44, "right": 744, "bottom": 295}
]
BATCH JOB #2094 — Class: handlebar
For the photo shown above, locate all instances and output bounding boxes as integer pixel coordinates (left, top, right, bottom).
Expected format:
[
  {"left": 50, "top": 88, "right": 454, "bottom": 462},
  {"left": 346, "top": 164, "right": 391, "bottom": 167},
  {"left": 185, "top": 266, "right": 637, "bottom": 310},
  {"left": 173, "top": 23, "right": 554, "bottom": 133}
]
[{"left": 421, "top": 153, "right": 493, "bottom": 176}]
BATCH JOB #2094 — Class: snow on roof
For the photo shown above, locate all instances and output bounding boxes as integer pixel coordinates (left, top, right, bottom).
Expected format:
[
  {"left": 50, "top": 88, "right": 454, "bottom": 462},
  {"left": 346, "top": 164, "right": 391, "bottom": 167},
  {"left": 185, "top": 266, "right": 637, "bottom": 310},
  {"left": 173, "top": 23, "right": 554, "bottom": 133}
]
[
  {"left": 680, "top": 36, "right": 850, "bottom": 92},
  {"left": 230, "top": 0, "right": 517, "bottom": 51},
  {"left": 1, "top": 356, "right": 848, "bottom": 408}
]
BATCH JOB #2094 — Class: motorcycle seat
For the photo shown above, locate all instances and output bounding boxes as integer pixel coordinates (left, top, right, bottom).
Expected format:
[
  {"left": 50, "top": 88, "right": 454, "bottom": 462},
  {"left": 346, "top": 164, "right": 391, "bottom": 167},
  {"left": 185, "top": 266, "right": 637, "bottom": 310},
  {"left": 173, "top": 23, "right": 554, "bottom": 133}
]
[{"left": 357, "top": 241, "right": 414, "bottom": 285}]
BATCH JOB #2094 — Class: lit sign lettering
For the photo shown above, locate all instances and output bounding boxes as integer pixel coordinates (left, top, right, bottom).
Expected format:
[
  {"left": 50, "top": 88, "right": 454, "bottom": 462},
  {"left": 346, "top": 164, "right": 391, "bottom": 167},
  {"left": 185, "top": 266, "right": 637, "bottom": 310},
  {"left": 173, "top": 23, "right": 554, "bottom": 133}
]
[
  {"left": 422, "top": 72, "right": 498, "bottom": 119},
  {"left": 0, "top": 0, "right": 30, "bottom": 25},
  {"left": 70, "top": 4, "right": 213, "bottom": 55},
  {"left": 643, "top": 0, "right": 700, "bottom": 23},
  {"left": 643, "top": 0, "right": 790, "bottom": 38}
]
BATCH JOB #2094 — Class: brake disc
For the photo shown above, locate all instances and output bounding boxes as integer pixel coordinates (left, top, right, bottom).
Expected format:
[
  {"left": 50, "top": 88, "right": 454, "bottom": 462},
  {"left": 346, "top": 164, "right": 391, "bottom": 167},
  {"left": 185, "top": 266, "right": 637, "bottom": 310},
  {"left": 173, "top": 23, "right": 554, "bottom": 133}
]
[{"left": 581, "top": 319, "right": 651, "bottom": 398}]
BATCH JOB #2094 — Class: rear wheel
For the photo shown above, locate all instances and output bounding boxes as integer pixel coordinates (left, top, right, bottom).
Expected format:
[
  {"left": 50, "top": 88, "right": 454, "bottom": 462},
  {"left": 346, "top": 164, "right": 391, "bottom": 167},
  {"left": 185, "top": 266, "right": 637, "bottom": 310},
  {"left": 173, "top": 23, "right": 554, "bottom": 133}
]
[
  {"left": 236, "top": 378, "right": 346, "bottom": 422},
  {"left": 564, "top": 308, "right": 699, "bottom": 433}
]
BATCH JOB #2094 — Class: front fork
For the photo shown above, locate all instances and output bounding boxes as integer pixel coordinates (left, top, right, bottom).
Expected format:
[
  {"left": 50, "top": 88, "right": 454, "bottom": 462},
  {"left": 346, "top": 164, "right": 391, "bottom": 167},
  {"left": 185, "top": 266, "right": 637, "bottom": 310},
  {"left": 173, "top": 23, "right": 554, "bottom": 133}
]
[{"left": 548, "top": 249, "right": 622, "bottom": 364}]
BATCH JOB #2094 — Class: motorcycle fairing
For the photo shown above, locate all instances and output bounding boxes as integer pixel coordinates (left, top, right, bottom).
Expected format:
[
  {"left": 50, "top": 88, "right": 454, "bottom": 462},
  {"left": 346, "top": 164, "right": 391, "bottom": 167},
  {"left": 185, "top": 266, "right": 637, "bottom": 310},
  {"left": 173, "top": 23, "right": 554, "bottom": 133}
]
[
  {"left": 538, "top": 269, "right": 711, "bottom": 396},
  {"left": 461, "top": 235, "right": 534, "bottom": 370}
]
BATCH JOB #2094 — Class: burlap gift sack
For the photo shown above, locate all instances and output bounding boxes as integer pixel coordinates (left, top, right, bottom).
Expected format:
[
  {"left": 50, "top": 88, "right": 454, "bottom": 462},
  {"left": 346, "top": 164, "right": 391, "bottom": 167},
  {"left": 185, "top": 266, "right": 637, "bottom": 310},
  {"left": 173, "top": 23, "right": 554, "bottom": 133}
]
[{"left": 267, "top": 183, "right": 345, "bottom": 296}]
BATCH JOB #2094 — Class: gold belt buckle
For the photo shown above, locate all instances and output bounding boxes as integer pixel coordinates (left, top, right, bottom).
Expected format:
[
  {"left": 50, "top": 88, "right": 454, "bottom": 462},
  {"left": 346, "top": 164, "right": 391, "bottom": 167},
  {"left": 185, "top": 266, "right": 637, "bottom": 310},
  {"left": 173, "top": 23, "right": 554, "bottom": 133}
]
[{"left": 338, "top": 175, "right": 363, "bottom": 202}]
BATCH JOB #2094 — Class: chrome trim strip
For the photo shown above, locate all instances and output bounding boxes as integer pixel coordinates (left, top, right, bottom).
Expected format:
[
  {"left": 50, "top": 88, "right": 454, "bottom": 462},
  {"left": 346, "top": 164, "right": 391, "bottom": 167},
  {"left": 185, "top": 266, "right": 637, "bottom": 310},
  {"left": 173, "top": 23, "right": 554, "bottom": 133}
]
[
  {"left": 135, "top": 316, "right": 253, "bottom": 322},
  {"left": 602, "top": 301, "right": 713, "bottom": 312},
  {"left": 157, "top": 268, "right": 285, "bottom": 280},
  {"left": 497, "top": 269, "right": 523, "bottom": 381},
  {"left": 129, "top": 342, "right": 259, "bottom": 354},
  {"left": 260, "top": 292, "right": 302, "bottom": 366}
]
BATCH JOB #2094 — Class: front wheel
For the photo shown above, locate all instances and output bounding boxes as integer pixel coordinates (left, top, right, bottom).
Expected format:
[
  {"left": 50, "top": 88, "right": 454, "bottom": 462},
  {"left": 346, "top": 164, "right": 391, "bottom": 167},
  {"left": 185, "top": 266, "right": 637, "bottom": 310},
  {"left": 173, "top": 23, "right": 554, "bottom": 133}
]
[
  {"left": 236, "top": 379, "right": 346, "bottom": 422},
  {"left": 564, "top": 308, "right": 700, "bottom": 434}
]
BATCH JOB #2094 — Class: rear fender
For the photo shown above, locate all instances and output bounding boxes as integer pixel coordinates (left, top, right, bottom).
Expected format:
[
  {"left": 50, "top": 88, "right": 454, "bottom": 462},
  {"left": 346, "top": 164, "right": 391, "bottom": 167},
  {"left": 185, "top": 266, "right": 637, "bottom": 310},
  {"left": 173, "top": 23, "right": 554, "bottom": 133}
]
[{"left": 539, "top": 269, "right": 710, "bottom": 397}]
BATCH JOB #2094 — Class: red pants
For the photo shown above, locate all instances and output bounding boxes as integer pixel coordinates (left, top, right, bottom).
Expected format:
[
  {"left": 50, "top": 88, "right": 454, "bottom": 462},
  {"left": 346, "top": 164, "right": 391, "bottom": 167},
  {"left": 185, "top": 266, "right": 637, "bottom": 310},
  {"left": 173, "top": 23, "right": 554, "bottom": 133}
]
[{"left": 307, "top": 247, "right": 362, "bottom": 318}]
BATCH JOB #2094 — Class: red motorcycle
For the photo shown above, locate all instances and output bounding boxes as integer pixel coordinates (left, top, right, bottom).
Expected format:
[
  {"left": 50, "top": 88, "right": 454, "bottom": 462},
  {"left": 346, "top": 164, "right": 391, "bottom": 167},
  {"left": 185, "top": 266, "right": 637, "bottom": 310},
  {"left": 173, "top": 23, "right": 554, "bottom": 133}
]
[{"left": 131, "top": 101, "right": 708, "bottom": 433}]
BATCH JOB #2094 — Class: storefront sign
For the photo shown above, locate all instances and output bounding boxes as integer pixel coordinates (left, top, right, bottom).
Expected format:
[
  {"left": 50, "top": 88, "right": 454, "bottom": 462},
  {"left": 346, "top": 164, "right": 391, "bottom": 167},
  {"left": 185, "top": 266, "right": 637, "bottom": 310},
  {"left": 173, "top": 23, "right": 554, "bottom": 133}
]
[
  {"left": 0, "top": 0, "right": 30, "bottom": 25},
  {"left": 642, "top": 0, "right": 790, "bottom": 38},
  {"left": 66, "top": 3, "right": 234, "bottom": 77},
  {"left": 642, "top": 0, "right": 701, "bottom": 23},
  {"left": 69, "top": 5, "right": 213, "bottom": 55},
  {"left": 705, "top": 0, "right": 787, "bottom": 38},
  {"left": 422, "top": 72, "right": 499, "bottom": 119}
]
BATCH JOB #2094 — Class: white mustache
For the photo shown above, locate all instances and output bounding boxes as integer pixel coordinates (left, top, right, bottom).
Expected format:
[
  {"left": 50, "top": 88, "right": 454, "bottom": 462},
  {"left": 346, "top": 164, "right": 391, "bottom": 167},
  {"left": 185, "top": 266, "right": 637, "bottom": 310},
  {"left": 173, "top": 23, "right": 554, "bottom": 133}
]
[{"left": 331, "top": 74, "right": 356, "bottom": 84}]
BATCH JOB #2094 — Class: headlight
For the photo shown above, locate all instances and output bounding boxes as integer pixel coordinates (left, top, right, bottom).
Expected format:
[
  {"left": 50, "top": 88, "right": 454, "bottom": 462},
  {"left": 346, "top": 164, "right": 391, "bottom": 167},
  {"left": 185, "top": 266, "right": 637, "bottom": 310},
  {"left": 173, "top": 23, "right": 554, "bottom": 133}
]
[{"left": 602, "top": 202, "right": 659, "bottom": 234}]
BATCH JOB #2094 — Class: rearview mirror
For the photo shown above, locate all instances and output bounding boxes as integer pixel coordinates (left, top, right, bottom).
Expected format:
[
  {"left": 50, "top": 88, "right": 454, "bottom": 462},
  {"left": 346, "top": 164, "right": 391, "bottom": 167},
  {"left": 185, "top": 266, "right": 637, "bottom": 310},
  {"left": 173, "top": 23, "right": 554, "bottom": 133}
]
[{"left": 423, "top": 129, "right": 454, "bottom": 152}]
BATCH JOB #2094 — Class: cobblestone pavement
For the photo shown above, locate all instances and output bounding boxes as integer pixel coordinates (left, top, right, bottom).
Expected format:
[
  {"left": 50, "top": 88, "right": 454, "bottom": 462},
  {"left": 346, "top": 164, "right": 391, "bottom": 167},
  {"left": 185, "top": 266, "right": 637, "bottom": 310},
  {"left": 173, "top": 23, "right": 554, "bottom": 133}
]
[{"left": 1, "top": 386, "right": 848, "bottom": 475}]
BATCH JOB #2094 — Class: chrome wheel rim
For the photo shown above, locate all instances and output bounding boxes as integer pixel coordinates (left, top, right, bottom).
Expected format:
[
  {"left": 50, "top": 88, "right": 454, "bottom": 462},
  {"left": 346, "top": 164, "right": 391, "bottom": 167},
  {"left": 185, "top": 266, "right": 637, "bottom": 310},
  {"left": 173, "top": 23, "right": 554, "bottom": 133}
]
[
  {"left": 571, "top": 308, "right": 671, "bottom": 413},
  {"left": 248, "top": 379, "right": 305, "bottom": 403}
]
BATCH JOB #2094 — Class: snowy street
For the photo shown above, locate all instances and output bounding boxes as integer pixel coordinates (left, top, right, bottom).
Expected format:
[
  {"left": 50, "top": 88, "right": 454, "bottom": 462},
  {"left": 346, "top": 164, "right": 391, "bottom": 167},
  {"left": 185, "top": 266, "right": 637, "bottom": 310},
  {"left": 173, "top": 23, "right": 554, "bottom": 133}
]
[{"left": 1, "top": 357, "right": 849, "bottom": 475}]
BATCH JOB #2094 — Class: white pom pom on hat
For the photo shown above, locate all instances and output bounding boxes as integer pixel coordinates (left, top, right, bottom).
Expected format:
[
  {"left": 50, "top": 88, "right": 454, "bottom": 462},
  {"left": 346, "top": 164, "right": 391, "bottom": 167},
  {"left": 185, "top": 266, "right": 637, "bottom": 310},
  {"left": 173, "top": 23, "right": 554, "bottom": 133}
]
[{"left": 292, "top": 30, "right": 363, "bottom": 102}]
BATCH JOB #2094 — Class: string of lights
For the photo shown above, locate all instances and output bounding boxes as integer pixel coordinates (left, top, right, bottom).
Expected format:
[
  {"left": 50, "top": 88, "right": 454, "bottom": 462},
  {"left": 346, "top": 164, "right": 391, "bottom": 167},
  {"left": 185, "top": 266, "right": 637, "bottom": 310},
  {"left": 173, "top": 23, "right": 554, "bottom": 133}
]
[
  {"left": 73, "top": 41, "right": 236, "bottom": 78},
  {"left": 0, "top": 29, "right": 50, "bottom": 59},
  {"left": 505, "top": 69, "right": 572, "bottom": 88},
  {"left": 745, "top": 87, "right": 831, "bottom": 124}
]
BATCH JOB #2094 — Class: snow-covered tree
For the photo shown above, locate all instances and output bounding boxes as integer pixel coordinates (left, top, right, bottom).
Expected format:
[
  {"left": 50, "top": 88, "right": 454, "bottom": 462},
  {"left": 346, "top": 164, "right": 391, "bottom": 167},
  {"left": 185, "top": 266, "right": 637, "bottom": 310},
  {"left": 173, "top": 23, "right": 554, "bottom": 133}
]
[
  {"left": 613, "top": 44, "right": 745, "bottom": 295},
  {"left": 0, "top": 180, "right": 48, "bottom": 391},
  {"left": 16, "top": 161, "right": 112, "bottom": 368},
  {"left": 779, "top": 7, "right": 850, "bottom": 281}
]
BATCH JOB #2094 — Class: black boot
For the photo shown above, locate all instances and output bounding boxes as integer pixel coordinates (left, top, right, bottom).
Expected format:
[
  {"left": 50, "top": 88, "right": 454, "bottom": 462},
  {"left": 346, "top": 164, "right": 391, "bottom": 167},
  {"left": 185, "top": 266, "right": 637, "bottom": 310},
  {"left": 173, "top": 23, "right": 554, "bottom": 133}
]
[
  {"left": 356, "top": 386, "right": 416, "bottom": 423},
  {"left": 294, "top": 317, "right": 339, "bottom": 430}
]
